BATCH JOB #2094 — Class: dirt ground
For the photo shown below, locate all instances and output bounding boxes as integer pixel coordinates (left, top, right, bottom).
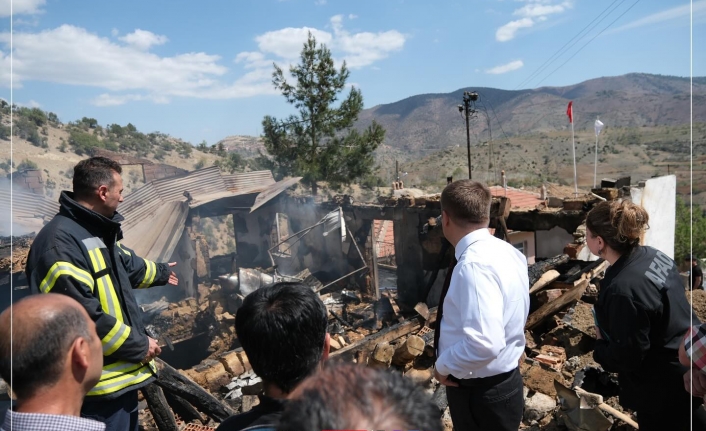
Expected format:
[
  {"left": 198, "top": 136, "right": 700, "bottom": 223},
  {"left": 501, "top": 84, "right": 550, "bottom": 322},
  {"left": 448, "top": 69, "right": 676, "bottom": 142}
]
[{"left": 688, "top": 289, "right": 706, "bottom": 322}]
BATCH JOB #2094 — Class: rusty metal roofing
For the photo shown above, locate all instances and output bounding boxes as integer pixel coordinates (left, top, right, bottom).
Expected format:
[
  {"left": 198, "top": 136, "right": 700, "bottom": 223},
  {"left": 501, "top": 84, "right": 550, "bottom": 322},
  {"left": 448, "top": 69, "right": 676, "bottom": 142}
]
[
  {"left": 0, "top": 187, "right": 59, "bottom": 234},
  {"left": 120, "top": 200, "right": 189, "bottom": 262},
  {"left": 251, "top": 177, "right": 302, "bottom": 213},
  {"left": 151, "top": 166, "right": 226, "bottom": 203},
  {"left": 222, "top": 170, "right": 275, "bottom": 193},
  {"left": 118, "top": 168, "right": 300, "bottom": 261}
]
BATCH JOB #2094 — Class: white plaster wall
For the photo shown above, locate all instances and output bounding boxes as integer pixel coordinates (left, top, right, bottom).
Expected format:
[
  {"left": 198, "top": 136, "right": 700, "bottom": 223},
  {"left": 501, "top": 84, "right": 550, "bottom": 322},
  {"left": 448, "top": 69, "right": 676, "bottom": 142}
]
[
  {"left": 509, "top": 231, "right": 536, "bottom": 264},
  {"left": 631, "top": 175, "right": 676, "bottom": 259},
  {"left": 536, "top": 226, "right": 575, "bottom": 258}
]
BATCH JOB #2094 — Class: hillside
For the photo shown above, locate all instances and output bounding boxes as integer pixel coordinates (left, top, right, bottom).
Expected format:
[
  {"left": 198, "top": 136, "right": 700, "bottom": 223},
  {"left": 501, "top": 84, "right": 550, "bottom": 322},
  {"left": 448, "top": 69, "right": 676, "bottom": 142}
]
[{"left": 356, "top": 73, "right": 706, "bottom": 157}]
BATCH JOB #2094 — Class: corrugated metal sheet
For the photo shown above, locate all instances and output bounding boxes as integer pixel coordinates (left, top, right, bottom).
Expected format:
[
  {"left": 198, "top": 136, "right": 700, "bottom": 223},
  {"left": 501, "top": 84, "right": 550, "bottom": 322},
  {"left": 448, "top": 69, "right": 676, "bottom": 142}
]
[
  {"left": 0, "top": 188, "right": 59, "bottom": 221},
  {"left": 121, "top": 200, "right": 188, "bottom": 262},
  {"left": 250, "top": 177, "right": 302, "bottom": 213},
  {"left": 223, "top": 171, "right": 275, "bottom": 193},
  {"left": 119, "top": 183, "right": 164, "bottom": 232},
  {"left": 152, "top": 166, "right": 225, "bottom": 203}
]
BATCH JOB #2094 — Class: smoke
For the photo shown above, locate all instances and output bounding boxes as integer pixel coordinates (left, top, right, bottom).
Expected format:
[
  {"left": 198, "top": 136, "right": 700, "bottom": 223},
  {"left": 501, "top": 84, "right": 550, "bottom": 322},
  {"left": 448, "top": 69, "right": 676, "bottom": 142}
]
[{"left": 0, "top": 178, "right": 40, "bottom": 237}]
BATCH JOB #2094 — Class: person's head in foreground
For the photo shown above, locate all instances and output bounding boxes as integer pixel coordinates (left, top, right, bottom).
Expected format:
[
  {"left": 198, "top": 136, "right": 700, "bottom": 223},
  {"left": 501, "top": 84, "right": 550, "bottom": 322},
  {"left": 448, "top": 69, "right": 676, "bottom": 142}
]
[
  {"left": 276, "top": 363, "right": 443, "bottom": 431},
  {"left": 0, "top": 293, "right": 103, "bottom": 413},
  {"left": 235, "top": 282, "right": 329, "bottom": 397},
  {"left": 586, "top": 199, "right": 649, "bottom": 263}
]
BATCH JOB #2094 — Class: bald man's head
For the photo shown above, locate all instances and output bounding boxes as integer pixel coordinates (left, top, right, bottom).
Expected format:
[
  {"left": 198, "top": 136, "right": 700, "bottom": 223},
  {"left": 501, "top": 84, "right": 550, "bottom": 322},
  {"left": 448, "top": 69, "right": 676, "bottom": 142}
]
[{"left": 0, "top": 294, "right": 98, "bottom": 400}]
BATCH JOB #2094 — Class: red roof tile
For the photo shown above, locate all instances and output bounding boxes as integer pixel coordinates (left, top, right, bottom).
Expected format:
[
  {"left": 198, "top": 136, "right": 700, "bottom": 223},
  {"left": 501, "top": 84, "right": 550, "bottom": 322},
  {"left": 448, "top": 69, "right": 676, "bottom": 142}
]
[{"left": 489, "top": 186, "right": 543, "bottom": 209}]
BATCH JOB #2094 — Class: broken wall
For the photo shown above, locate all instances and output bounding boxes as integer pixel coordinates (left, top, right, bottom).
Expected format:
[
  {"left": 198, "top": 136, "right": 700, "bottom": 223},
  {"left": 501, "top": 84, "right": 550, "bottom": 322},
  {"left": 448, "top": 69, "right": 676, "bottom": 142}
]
[{"left": 631, "top": 175, "right": 676, "bottom": 259}]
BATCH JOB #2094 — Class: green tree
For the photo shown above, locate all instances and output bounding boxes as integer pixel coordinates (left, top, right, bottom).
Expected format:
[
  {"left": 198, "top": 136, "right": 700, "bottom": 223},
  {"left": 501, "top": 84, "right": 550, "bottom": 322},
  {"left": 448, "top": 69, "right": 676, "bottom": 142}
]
[
  {"left": 261, "top": 33, "right": 385, "bottom": 195},
  {"left": 675, "top": 196, "right": 706, "bottom": 261}
]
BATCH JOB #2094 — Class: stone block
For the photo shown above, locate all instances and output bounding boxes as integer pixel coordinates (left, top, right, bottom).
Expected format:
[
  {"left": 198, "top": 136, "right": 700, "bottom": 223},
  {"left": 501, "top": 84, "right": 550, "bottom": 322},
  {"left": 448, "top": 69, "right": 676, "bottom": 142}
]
[{"left": 202, "top": 362, "right": 231, "bottom": 391}]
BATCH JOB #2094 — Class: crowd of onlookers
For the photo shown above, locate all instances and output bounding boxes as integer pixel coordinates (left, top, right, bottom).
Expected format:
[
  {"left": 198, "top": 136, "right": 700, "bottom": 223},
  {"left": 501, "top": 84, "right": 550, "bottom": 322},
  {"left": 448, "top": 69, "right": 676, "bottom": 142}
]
[{"left": 1, "top": 156, "right": 706, "bottom": 431}]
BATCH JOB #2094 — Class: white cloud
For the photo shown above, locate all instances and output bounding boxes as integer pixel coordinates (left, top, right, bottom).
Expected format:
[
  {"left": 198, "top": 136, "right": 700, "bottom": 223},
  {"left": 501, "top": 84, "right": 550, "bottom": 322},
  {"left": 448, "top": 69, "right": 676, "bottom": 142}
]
[
  {"left": 349, "top": 14, "right": 358, "bottom": 19},
  {"left": 119, "top": 29, "right": 169, "bottom": 51},
  {"left": 315, "top": 0, "right": 327, "bottom": 5},
  {"left": 0, "top": 0, "right": 45, "bottom": 17},
  {"left": 608, "top": 1, "right": 706, "bottom": 34},
  {"left": 496, "top": 18, "right": 534, "bottom": 42},
  {"left": 328, "top": 15, "right": 405, "bottom": 69},
  {"left": 513, "top": 2, "right": 570, "bottom": 18},
  {"left": 111, "top": 28, "right": 120, "bottom": 37},
  {"left": 92, "top": 93, "right": 169, "bottom": 106},
  {"left": 496, "top": 0, "right": 573, "bottom": 41},
  {"left": 0, "top": 25, "right": 227, "bottom": 94},
  {"left": 27, "top": 99, "right": 40, "bottom": 107},
  {"left": 485, "top": 59, "right": 524, "bottom": 74},
  {"left": 256, "top": 27, "right": 333, "bottom": 60},
  {"left": 0, "top": 17, "right": 404, "bottom": 105}
]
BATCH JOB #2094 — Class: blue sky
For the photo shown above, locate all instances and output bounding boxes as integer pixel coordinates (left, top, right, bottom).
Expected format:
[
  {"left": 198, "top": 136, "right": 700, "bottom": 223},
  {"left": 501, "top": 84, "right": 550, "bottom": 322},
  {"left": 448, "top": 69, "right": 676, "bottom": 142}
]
[{"left": 0, "top": 0, "right": 704, "bottom": 145}]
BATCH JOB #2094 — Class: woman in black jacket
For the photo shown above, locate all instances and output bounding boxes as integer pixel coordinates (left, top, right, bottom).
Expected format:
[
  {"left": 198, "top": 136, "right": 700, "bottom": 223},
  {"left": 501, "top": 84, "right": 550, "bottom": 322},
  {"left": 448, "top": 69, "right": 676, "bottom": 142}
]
[{"left": 586, "top": 200, "right": 706, "bottom": 431}]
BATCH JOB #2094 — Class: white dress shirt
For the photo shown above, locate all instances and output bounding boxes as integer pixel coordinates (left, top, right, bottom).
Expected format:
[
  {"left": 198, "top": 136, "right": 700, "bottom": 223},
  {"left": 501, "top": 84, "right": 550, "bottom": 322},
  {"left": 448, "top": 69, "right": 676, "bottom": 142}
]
[{"left": 436, "top": 228, "right": 529, "bottom": 379}]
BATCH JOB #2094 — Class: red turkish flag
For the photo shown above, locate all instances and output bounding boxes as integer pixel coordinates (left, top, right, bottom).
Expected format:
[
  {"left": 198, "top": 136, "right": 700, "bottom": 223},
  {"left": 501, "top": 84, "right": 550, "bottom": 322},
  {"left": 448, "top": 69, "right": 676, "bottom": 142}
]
[{"left": 567, "top": 101, "right": 573, "bottom": 123}]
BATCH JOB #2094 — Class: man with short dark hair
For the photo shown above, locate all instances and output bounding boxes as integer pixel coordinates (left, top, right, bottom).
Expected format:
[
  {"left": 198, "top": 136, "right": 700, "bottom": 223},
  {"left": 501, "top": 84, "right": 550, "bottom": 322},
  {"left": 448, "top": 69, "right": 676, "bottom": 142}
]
[
  {"left": 216, "top": 282, "right": 330, "bottom": 431},
  {"left": 434, "top": 180, "right": 529, "bottom": 431},
  {"left": 0, "top": 294, "right": 105, "bottom": 431},
  {"left": 25, "top": 156, "right": 179, "bottom": 431},
  {"left": 277, "top": 363, "right": 442, "bottom": 431},
  {"left": 686, "top": 255, "right": 703, "bottom": 290}
]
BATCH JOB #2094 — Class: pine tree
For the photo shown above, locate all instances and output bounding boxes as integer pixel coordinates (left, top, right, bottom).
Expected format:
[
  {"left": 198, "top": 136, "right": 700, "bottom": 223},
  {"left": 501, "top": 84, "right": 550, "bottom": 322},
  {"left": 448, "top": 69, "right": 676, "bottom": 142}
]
[{"left": 262, "top": 33, "right": 385, "bottom": 195}]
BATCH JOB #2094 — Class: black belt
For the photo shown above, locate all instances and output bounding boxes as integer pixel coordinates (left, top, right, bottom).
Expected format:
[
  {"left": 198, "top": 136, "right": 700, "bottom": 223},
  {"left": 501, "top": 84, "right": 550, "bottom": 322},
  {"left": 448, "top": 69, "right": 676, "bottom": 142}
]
[{"left": 449, "top": 367, "right": 518, "bottom": 387}]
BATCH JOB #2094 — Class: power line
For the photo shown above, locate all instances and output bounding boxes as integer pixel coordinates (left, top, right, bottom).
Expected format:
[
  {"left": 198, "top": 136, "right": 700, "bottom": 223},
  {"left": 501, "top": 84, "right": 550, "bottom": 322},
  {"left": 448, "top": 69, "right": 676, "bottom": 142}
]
[
  {"left": 515, "top": 0, "right": 626, "bottom": 90},
  {"left": 535, "top": 0, "right": 641, "bottom": 87}
]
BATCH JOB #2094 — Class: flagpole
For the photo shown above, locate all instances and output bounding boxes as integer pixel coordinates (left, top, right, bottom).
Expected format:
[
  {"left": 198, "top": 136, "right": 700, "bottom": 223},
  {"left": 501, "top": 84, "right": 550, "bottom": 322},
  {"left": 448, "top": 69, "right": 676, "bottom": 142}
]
[
  {"left": 594, "top": 132, "right": 598, "bottom": 189},
  {"left": 571, "top": 105, "right": 577, "bottom": 195}
]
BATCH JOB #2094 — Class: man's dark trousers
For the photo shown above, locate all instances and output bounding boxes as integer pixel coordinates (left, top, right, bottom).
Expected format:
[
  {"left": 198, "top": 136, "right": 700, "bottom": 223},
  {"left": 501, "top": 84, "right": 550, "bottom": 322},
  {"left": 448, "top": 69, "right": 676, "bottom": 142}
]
[
  {"left": 445, "top": 367, "right": 524, "bottom": 431},
  {"left": 81, "top": 391, "right": 139, "bottom": 431}
]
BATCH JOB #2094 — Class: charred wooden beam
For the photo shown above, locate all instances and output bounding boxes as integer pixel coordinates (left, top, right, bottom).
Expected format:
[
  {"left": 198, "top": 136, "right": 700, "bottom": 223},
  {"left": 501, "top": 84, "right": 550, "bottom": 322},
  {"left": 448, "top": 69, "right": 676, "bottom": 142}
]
[
  {"left": 527, "top": 254, "right": 570, "bottom": 287},
  {"left": 153, "top": 358, "right": 236, "bottom": 422},
  {"left": 141, "top": 383, "right": 179, "bottom": 431},
  {"left": 164, "top": 392, "right": 206, "bottom": 425},
  {"left": 331, "top": 308, "right": 438, "bottom": 362}
]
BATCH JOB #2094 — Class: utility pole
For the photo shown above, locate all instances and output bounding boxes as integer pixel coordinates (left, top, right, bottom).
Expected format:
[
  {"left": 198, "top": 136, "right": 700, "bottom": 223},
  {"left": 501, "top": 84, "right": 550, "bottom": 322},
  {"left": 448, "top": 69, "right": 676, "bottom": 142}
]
[
  {"left": 396, "top": 160, "right": 399, "bottom": 182},
  {"left": 458, "top": 91, "right": 478, "bottom": 180}
]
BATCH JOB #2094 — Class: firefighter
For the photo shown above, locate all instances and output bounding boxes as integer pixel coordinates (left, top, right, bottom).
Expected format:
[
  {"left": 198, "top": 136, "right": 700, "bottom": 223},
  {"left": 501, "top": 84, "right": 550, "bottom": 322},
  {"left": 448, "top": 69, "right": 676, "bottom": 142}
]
[{"left": 25, "top": 156, "right": 178, "bottom": 431}]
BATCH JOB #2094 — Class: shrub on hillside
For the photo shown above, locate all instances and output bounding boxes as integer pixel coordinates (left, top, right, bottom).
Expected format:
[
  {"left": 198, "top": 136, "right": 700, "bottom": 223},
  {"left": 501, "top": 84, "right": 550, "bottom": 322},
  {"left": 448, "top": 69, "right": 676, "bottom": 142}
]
[
  {"left": 0, "top": 125, "right": 9, "bottom": 141},
  {"left": 17, "top": 159, "right": 38, "bottom": 171},
  {"left": 69, "top": 129, "right": 104, "bottom": 155}
]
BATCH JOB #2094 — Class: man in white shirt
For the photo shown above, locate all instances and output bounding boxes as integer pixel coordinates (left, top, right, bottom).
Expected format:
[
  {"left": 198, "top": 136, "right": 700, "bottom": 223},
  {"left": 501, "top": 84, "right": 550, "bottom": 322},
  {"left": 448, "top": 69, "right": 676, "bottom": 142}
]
[{"left": 433, "top": 179, "right": 529, "bottom": 431}]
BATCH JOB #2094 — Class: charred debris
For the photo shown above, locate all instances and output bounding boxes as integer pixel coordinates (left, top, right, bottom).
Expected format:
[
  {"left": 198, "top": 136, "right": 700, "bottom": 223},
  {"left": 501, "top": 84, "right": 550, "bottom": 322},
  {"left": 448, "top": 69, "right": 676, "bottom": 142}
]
[{"left": 1, "top": 176, "right": 660, "bottom": 430}]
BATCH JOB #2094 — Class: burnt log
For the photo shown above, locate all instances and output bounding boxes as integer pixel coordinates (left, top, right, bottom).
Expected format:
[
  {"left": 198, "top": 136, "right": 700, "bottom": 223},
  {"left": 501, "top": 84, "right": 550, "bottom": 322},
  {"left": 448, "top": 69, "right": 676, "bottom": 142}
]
[
  {"left": 164, "top": 392, "right": 206, "bottom": 424},
  {"left": 392, "top": 335, "right": 425, "bottom": 366},
  {"left": 153, "top": 358, "right": 236, "bottom": 422},
  {"left": 527, "top": 254, "right": 570, "bottom": 287},
  {"left": 141, "top": 383, "right": 178, "bottom": 431},
  {"left": 331, "top": 308, "right": 437, "bottom": 362}
]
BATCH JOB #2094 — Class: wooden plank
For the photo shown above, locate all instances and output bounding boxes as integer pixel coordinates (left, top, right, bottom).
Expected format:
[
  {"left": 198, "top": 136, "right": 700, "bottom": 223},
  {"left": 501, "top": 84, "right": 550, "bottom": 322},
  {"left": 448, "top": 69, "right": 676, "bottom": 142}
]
[
  {"left": 529, "top": 270, "right": 560, "bottom": 294},
  {"left": 331, "top": 307, "right": 438, "bottom": 361},
  {"left": 525, "top": 279, "right": 588, "bottom": 330}
]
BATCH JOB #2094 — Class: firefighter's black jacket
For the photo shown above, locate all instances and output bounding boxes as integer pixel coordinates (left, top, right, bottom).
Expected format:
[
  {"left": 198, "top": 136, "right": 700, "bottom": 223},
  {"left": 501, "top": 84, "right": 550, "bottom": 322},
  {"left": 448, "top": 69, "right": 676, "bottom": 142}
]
[
  {"left": 26, "top": 191, "right": 171, "bottom": 399},
  {"left": 593, "top": 245, "right": 699, "bottom": 409}
]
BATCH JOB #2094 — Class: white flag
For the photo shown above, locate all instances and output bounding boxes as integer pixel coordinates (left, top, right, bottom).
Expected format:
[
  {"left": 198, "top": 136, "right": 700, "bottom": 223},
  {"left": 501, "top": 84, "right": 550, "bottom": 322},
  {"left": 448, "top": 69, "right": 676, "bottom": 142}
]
[{"left": 595, "top": 119, "right": 604, "bottom": 137}]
